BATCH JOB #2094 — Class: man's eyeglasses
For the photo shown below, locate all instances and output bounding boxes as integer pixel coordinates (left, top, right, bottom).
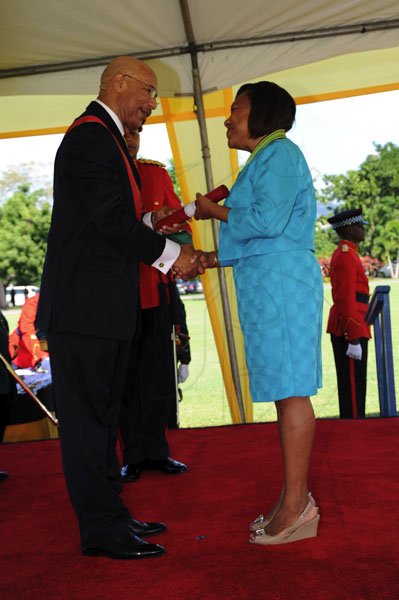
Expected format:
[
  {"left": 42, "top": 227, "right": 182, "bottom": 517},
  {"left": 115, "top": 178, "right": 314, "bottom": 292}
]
[{"left": 122, "top": 74, "right": 158, "bottom": 99}]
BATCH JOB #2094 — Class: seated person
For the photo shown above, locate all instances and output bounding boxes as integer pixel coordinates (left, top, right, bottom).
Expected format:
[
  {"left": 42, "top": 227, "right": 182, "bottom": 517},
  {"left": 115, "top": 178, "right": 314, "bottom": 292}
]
[
  {"left": 9, "top": 293, "right": 49, "bottom": 369},
  {"left": 8, "top": 292, "right": 53, "bottom": 413}
]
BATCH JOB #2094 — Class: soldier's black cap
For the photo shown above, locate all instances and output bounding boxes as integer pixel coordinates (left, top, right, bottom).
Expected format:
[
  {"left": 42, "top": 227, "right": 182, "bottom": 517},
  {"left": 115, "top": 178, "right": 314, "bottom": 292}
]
[{"left": 327, "top": 208, "right": 368, "bottom": 230}]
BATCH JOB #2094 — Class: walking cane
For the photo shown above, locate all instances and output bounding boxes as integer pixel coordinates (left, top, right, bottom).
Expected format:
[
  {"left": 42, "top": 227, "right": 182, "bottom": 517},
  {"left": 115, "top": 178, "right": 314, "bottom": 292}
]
[{"left": 0, "top": 352, "right": 58, "bottom": 426}]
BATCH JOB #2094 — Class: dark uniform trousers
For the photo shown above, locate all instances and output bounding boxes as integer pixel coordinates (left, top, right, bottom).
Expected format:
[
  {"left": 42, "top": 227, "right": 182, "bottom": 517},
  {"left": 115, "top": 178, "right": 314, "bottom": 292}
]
[
  {"left": 119, "top": 301, "right": 176, "bottom": 464},
  {"left": 47, "top": 332, "right": 132, "bottom": 547},
  {"left": 330, "top": 335, "right": 369, "bottom": 418}
]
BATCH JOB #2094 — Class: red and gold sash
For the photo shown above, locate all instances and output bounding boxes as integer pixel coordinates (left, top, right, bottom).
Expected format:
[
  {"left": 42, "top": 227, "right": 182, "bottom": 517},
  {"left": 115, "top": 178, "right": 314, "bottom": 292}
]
[{"left": 66, "top": 115, "right": 142, "bottom": 218}]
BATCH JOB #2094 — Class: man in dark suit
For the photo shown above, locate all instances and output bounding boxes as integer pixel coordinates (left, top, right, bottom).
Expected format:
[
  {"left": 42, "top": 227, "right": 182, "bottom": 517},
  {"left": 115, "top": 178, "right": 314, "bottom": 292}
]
[{"left": 36, "top": 56, "right": 201, "bottom": 560}]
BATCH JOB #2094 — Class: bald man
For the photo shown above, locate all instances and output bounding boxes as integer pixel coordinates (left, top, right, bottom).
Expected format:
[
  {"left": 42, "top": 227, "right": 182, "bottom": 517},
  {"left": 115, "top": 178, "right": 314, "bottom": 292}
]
[{"left": 37, "top": 56, "right": 202, "bottom": 560}]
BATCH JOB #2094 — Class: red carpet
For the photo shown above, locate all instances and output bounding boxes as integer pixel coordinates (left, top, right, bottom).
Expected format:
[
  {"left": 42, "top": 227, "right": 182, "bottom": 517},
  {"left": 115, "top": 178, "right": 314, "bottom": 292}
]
[{"left": 1, "top": 419, "right": 399, "bottom": 600}]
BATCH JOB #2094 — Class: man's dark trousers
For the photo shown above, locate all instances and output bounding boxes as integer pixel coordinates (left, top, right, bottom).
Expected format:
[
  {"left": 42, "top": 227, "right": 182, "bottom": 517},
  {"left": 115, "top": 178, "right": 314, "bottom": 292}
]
[{"left": 48, "top": 331, "right": 132, "bottom": 547}]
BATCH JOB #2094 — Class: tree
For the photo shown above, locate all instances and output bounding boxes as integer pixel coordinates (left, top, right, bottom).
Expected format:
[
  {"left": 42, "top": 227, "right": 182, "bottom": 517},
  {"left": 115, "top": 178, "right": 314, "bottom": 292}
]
[
  {"left": 0, "top": 184, "right": 51, "bottom": 286},
  {"left": 166, "top": 159, "right": 182, "bottom": 198},
  {"left": 314, "top": 222, "right": 336, "bottom": 259},
  {"left": 318, "top": 143, "right": 399, "bottom": 275},
  {"left": 0, "top": 164, "right": 52, "bottom": 204}
]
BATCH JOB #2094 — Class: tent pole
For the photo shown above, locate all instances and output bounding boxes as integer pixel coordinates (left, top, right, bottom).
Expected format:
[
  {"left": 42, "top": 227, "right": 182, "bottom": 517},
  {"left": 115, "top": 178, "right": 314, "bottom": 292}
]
[{"left": 179, "top": 0, "right": 246, "bottom": 423}]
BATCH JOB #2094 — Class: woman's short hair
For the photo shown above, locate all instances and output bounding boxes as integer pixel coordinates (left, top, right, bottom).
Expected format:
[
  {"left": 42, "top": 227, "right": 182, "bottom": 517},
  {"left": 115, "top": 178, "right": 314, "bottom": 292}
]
[{"left": 237, "top": 82, "right": 296, "bottom": 138}]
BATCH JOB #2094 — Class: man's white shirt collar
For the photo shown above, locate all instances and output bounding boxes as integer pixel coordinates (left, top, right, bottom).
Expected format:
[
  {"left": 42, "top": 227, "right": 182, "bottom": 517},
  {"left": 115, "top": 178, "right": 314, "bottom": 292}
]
[{"left": 95, "top": 99, "right": 124, "bottom": 137}]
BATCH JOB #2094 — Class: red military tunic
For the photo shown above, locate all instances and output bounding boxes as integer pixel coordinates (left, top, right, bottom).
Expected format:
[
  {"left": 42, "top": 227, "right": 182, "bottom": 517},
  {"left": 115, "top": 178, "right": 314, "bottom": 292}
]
[
  {"left": 9, "top": 293, "right": 49, "bottom": 368},
  {"left": 136, "top": 159, "right": 192, "bottom": 309},
  {"left": 119, "top": 160, "right": 192, "bottom": 462},
  {"left": 327, "top": 240, "right": 371, "bottom": 341}
]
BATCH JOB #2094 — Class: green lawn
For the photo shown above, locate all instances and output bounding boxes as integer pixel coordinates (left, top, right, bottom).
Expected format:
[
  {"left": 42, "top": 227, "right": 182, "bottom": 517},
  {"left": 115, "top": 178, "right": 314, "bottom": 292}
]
[{"left": 3, "top": 280, "right": 397, "bottom": 428}]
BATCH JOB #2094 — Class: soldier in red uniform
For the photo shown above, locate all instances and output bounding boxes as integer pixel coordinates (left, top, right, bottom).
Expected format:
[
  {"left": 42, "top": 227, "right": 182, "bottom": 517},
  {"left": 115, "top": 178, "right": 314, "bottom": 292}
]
[
  {"left": 119, "top": 129, "right": 191, "bottom": 481},
  {"left": 326, "top": 208, "right": 370, "bottom": 418},
  {"left": 9, "top": 293, "right": 49, "bottom": 369}
]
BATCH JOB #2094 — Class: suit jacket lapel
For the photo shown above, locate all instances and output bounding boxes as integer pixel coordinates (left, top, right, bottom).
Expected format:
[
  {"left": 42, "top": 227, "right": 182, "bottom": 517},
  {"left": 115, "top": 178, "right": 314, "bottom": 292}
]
[{"left": 84, "top": 101, "right": 141, "bottom": 189}]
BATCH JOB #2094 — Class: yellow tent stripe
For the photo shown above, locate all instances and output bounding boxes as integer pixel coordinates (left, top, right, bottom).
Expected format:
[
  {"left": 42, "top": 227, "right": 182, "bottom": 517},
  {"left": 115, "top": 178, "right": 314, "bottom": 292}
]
[
  {"left": 159, "top": 97, "right": 192, "bottom": 207},
  {"left": 296, "top": 82, "right": 399, "bottom": 105},
  {"left": 3, "top": 82, "right": 396, "bottom": 141}
]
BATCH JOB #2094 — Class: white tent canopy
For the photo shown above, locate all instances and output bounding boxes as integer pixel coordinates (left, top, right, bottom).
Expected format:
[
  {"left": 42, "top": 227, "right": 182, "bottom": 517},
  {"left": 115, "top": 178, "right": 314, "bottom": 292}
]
[{"left": 1, "top": 0, "right": 398, "bottom": 102}]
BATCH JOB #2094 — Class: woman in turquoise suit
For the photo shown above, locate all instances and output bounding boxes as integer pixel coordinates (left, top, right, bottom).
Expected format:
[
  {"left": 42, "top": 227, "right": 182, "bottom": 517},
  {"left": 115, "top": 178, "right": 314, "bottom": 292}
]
[{"left": 195, "top": 82, "right": 323, "bottom": 546}]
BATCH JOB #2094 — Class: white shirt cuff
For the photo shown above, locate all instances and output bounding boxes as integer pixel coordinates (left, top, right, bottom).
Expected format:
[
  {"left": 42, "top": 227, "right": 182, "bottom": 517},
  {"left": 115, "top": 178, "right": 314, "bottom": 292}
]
[
  {"left": 143, "top": 212, "right": 180, "bottom": 273},
  {"left": 142, "top": 212, "right": 154, "bottom": 230},
  {"left": 152, "top": 238, "right": 180, "bottom": 274}
]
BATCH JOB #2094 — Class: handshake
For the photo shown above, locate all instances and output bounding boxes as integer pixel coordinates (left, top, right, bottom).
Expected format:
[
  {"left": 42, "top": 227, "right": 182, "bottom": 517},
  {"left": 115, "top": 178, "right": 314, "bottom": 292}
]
[
  {"left": 172, "top": 247, "right": 217, "bottom": 280},
  {"left": 151, "top": 195, "right": 223, "bottom": 280}
]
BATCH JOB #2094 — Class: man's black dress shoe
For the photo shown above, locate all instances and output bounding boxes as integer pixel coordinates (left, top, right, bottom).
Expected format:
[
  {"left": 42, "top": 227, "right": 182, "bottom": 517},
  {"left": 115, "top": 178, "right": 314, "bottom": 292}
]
[
  {"left": 129, "top": 517, "right": 166, "bottom": 536},
  {"left": 82, "top": 532, "right": 165, "bottom": 559},
  {"left": 121, "top": 463, "right": 141, "bottom": 482},
  {"left": 143, "top": 457, "right": 189, "bottom": 474},
  {"left": 0, "top": 471, "right": 8, "bottom": 482}
]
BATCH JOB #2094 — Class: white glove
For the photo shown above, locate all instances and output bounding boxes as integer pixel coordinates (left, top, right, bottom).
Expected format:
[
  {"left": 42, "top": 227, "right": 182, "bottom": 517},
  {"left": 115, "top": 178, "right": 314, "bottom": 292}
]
[
  {"left": 346, "top": 343, "right": 362, "bottom": 361},
  {"left": 177, "top": 364, "right": 189, "bottom": 383}
]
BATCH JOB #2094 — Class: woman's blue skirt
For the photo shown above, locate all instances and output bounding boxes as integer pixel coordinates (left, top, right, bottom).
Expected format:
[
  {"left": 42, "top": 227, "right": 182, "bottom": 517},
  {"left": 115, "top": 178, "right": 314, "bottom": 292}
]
[{"left": 233, "top": 250, "right": 323, "bottom": 402}]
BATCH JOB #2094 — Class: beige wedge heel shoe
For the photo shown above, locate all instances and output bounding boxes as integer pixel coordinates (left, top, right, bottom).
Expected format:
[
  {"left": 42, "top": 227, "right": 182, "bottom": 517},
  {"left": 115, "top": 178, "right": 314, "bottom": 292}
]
[
  {"left": 249, "top": 493, "right": 316, "bottom": 532},
  {"left": 249, "top": 500, "right": 320, "bottom": 546}
]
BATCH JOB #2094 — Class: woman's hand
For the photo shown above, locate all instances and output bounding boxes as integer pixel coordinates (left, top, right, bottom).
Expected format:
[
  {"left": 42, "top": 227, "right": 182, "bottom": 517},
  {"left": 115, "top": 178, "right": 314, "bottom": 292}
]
[
  {"left": 203, "top": 251, "right": 218, "bottom": 269},
  {"left": 194, "top": 193, "right": 215, "bottom": 220},
  {"left": 190, "top": 249, "right": 218, "bottom": 270},
  {"left": 194, "top": 193, "right": 230, "bottom": 223}
]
